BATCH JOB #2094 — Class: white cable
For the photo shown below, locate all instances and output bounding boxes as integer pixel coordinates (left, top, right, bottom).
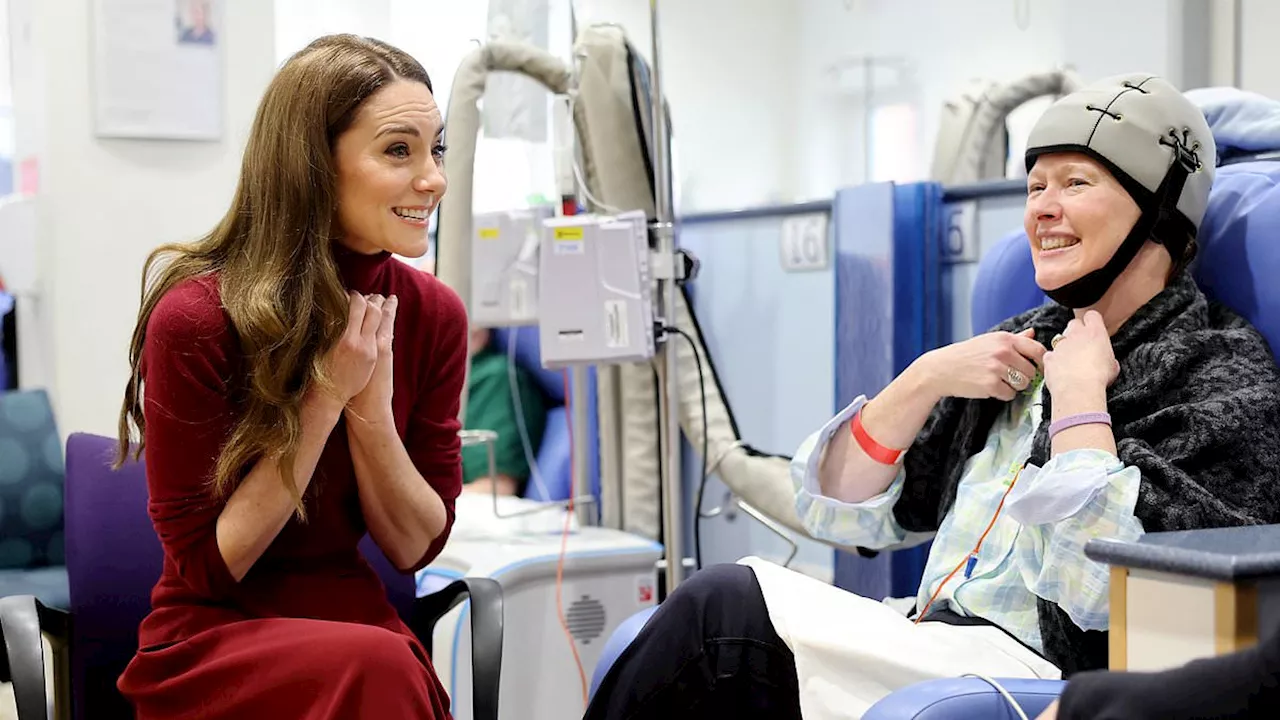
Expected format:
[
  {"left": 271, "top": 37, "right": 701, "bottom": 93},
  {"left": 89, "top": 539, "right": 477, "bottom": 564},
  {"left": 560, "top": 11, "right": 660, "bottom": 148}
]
[
  {"left": 562, "top": 92, "right": 625, "bottom": 214},
  {"left": 558, "top": 92, "right": 638, "bottom": 299},
  {"left": 961, "top": 674, "right": 1031, "bottom": 720},
  {"left": 507, "top": 329, "right": 554, "bottom": 500},
  {"left": 572, "top": 155, "right": 624, "bottom": 214}
]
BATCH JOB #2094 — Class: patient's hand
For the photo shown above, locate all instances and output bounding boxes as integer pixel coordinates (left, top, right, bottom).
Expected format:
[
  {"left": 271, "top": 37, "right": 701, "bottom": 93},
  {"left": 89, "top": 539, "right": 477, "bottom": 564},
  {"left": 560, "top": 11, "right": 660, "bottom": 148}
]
[
  {"left": 462, "top": 475, "right": 519, "bottom": 497},
  {"left": 918, "top": 327, "right": 1045, "bottom": 401},
  {"left": 1035, "top": 700, "right": 1059, "bottom": 720},
  {"left": 1043, "top": 310, "right": 1119, "bottom": 398}
]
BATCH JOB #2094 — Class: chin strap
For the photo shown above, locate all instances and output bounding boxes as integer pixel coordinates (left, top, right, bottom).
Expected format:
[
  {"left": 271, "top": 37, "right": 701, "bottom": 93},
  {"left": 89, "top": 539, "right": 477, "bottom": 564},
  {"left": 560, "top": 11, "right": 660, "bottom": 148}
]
[{"left": 1043, "top": 131, "right": 1202, "bottom": 309}]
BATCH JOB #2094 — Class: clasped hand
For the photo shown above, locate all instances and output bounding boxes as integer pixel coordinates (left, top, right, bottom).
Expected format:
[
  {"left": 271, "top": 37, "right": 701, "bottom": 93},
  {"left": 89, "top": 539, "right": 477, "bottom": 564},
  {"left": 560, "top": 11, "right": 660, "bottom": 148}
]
[
  {"left": 919, "top": 310, "right": 1118, "bottom": 401},
  {"left": 320, "top": 292, "right": 398, "bottom": 423},
  {"left": 1042, "top": 310, "right": 1119, "bottom": 398}
]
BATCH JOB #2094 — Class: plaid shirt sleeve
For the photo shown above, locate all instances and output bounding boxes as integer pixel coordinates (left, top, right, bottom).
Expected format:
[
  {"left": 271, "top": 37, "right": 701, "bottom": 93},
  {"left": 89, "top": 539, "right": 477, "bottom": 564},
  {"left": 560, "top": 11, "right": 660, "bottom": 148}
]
[
  {"left": 792, "top": 395, "right": 915, "bottom": 549},
  {"left": 1011, "top": 448, "right": 1145, "bottom": 631}
]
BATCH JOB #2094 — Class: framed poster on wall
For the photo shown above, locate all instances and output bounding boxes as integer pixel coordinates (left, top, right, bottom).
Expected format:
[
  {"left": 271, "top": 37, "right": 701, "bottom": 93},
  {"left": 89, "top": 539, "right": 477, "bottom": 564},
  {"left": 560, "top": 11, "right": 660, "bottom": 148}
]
[{"left": 90, "top": 0, "right": 223, "bottom": 140}]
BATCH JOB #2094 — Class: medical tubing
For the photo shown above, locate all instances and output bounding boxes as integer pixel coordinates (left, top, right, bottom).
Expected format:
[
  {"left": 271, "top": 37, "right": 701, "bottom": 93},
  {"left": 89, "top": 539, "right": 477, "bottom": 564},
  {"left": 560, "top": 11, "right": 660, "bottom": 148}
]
[
  {"left": 915, "top": 461, "right": 1028, "bottom": 624},
  {"left": 556, "top": 372, "right": 589, "bottom": 706},
  {"left": 506, "top": 331, "right": 554, "bottom": 500}
]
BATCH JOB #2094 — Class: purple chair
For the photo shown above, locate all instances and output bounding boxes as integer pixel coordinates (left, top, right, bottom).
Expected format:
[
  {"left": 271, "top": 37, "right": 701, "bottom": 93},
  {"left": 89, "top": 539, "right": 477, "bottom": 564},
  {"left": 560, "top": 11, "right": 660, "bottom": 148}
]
[{"left": 0, "top": 432, "right": 503, "bottom": 720}]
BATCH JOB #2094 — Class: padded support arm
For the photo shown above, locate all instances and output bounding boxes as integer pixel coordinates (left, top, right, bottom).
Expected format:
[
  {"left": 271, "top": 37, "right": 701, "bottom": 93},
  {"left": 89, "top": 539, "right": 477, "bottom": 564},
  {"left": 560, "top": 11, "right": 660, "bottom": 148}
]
[
  {"left": 0, "top": 595, "right": 68, "bottom": 720},
  {"left": 864, "top": 677, "right": 1066, "bottom": 720},
  {"left": 411, "top": 578, "right": 504, "bottom": 720}
]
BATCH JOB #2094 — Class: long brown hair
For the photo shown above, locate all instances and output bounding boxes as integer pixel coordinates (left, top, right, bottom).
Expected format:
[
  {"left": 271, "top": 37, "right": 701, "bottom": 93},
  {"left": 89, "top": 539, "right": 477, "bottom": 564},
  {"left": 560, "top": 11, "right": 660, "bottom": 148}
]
[{"left": 117, "top": 35, "right": 433, "bottom": 515}]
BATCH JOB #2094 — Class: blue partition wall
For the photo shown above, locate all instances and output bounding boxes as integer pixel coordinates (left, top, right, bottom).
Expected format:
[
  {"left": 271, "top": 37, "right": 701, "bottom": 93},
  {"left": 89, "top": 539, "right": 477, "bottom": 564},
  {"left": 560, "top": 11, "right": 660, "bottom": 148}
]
[
  {"left": 677, "top": 208, "right": 839, "bottom": 577},
  {"left": 668, "top": 182, "right": 1010, "bottom": 589},
  {"left": 831, "top": 181, "right": 947, "bottom": 601}
]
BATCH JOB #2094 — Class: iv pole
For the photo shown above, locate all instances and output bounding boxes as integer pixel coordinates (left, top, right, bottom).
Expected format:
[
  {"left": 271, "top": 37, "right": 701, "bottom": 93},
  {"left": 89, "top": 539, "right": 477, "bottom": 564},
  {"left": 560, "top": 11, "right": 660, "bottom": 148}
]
[{"left": 647, "top": 0, "right": 686, "bottom": 593}]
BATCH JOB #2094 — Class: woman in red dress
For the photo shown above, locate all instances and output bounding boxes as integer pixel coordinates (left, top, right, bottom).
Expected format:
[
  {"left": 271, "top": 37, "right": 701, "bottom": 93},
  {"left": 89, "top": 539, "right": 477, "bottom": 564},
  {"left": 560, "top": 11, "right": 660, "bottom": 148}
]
[{"left": 113, "top": 34, "right": 466, "bottom": 719}]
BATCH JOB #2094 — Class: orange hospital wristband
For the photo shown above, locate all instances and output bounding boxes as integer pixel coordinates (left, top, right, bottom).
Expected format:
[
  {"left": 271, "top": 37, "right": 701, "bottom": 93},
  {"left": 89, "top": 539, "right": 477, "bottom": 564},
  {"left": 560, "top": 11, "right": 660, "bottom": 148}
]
[{"left": 850, "top": 406, "right": 904, "bottom": 465}]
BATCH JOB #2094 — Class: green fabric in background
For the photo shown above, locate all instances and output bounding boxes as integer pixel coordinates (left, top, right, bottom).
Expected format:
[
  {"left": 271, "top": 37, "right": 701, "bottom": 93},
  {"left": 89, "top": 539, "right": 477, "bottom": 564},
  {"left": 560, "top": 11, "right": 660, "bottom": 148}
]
[{"left": 461, "top": 348, "right": 548, "bottom": 495}]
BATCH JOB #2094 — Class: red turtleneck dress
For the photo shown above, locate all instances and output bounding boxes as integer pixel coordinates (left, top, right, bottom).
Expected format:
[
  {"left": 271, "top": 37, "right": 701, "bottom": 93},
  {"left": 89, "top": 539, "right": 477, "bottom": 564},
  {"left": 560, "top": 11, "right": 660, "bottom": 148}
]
[{"left": 116, "top": 247, "right": 467, "bottom": 719}]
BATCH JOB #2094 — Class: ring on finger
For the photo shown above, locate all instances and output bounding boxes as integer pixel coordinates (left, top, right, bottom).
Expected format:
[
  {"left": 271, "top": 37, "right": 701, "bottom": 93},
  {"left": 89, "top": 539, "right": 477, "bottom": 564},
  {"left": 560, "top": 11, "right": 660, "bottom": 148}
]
[{"left": 1005, "top": 366, "right": 1028, "bottom": 390}]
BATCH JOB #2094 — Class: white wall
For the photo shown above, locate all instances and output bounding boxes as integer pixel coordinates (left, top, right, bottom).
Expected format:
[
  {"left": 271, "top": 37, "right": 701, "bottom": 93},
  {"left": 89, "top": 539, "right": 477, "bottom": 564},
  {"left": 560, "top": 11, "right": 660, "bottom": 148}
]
[
  {"left": 272, "top": 1, "right": 801, "bottom": 215},
  {"left": 395, "top": 0, "right": 569, "bottom": 215},
  {"left": 572, "top": 0, "right": 800, "bottom": 213},
  {"left": 13, "top": 0, "right": 276, "bottom": 436},
  {"left": 791, "top": 0, "right": 1195, "bottom": 200},
  {"left": 275, "top": 1, "right": 562, "bottom": 217},
  {"left": 274, "top": 0, "right": 391, "bottom": 65},
  {"left": 0, "top": 0, "right": 12, "bottom": 166},
  {"left": 571, "top": 0, "right": 1202, "bottom": 207},
  {"left": 5, "top": 0, "right": 1234, "bottom": 438},
  {"left": 1239, "top": 0, "right": 1280, "bottom": 100}
]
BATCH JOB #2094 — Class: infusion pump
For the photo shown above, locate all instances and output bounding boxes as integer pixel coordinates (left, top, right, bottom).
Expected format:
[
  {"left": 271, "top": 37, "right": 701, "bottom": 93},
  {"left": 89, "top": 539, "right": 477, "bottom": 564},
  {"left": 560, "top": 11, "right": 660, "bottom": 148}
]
[{"left": 469, "top": 208, "right": 655, "bottom": 368}]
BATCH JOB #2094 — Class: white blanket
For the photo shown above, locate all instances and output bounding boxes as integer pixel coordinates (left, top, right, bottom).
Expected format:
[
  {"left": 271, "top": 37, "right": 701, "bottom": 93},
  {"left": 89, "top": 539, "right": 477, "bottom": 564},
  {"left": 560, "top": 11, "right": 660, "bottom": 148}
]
[{"left": 739, "top": 557, "right": 1060, "bottom": 720}]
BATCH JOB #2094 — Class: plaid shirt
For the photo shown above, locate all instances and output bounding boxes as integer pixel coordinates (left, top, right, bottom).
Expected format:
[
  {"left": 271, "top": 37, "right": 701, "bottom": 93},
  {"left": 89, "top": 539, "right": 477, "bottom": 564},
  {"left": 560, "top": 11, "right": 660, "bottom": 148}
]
[{"left": 793, "top": 380, "right": 1144, "bottom": 654}]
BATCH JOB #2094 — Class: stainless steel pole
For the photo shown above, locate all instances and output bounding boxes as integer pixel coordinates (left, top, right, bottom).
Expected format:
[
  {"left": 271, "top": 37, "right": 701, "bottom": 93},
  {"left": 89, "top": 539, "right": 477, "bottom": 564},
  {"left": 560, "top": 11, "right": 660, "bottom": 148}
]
[
  {"left": 570, "top": 364, "right": 592, "bottom": 525},
  {"left": 648, "top": 0, "right": 684, "bottom": 592}
]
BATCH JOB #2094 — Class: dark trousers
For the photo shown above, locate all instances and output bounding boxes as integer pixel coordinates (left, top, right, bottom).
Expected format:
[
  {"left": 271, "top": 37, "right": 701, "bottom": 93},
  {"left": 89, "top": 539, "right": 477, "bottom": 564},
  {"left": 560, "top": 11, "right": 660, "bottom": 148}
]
[{"left": 583, "top": 563, "right": 803, "bottom": 720}]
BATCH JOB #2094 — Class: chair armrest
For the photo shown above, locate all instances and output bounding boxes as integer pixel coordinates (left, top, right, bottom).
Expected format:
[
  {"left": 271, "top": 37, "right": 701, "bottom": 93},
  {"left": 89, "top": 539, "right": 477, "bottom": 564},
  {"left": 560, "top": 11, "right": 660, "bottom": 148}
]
[
  {"left": 589, "top": 606, "right": 658, "bottom": 700},
  {"left": 0, "top": 595, "right": 69, "bottom": 720},
  {"left": 863, "top": 677, "right": 1065, "bottom": 720},
  {"left": 410, "top": 578, "right": 503, "bottom": 720}
]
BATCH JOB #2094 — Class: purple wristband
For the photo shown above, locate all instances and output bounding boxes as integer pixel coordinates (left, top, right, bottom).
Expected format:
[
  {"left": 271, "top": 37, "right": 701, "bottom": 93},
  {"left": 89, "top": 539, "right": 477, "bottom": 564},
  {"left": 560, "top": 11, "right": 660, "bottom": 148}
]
[{"left": 1049, "top": 412, "right": 1112, "bottom": 439}]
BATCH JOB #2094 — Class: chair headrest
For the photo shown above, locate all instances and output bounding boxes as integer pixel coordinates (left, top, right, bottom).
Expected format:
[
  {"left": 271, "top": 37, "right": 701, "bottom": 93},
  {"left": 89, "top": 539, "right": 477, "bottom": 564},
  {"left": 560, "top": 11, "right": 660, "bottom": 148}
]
[
  {"left": 969, "top": 230, "right": 1046, "bottom": 335},
  {"left": 971, "top": 160, "right": 1280, "bottom": 356}
]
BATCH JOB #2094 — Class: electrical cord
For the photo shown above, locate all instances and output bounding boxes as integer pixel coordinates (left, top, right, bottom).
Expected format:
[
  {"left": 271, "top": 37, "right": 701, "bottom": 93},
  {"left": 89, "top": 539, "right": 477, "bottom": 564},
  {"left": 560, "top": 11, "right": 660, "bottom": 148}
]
[
  {"left": 661, "top": 325, "right": 709, "bottom": 570},
  {"left": 962, "top": 674, "right": 1031, "bottom": 720}
]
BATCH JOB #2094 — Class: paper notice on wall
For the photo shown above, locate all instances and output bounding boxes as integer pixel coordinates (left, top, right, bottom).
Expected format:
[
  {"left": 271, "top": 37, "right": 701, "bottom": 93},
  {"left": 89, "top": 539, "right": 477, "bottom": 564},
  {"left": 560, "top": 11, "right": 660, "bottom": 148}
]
[
  {"left": 91, "top": 0, "right": 223, "bottom": 140},
  {"left": 17, "top": 157, "right": 38, "bottom": 196},
  {"left": 0, "top": 196, "right": 38, "bottom": 294}
]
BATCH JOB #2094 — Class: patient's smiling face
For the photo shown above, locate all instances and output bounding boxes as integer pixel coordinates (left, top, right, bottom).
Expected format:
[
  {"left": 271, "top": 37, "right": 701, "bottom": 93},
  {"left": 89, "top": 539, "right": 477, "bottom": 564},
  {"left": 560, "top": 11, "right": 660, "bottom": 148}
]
[{"left": 1023, "top": 152, "right": 1142, "bottom": 293}]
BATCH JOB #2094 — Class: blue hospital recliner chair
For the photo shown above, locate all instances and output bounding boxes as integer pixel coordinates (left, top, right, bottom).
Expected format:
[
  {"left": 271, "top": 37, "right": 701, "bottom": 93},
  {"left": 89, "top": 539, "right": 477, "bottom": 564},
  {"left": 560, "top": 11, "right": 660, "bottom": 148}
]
[{"left": 590, "top": 157, "right": 1280, "bottom": 717}]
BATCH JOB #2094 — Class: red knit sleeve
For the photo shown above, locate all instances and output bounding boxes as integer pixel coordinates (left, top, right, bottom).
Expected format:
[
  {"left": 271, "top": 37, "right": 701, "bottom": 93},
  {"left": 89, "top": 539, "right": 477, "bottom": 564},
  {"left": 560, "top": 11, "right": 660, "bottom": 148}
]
[
  {"left": 403, "top": 277, "right": 468, "bottom": 572},
  {"left": 141, "top": 278, "right": 239, "bottom": 599}
]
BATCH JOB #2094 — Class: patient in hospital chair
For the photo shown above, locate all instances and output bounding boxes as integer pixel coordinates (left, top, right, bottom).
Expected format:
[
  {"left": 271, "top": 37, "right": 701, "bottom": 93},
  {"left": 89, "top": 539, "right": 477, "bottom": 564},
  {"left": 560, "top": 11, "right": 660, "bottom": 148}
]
[
  {"left": 460, "top": 327, "right": 547, "bottom": 497},
  {"left": 585, "top": 74, "right": 1280, "bottom": 720},
  {"left": 416, "top": 256, "right": 548, "bottom": 498}
]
